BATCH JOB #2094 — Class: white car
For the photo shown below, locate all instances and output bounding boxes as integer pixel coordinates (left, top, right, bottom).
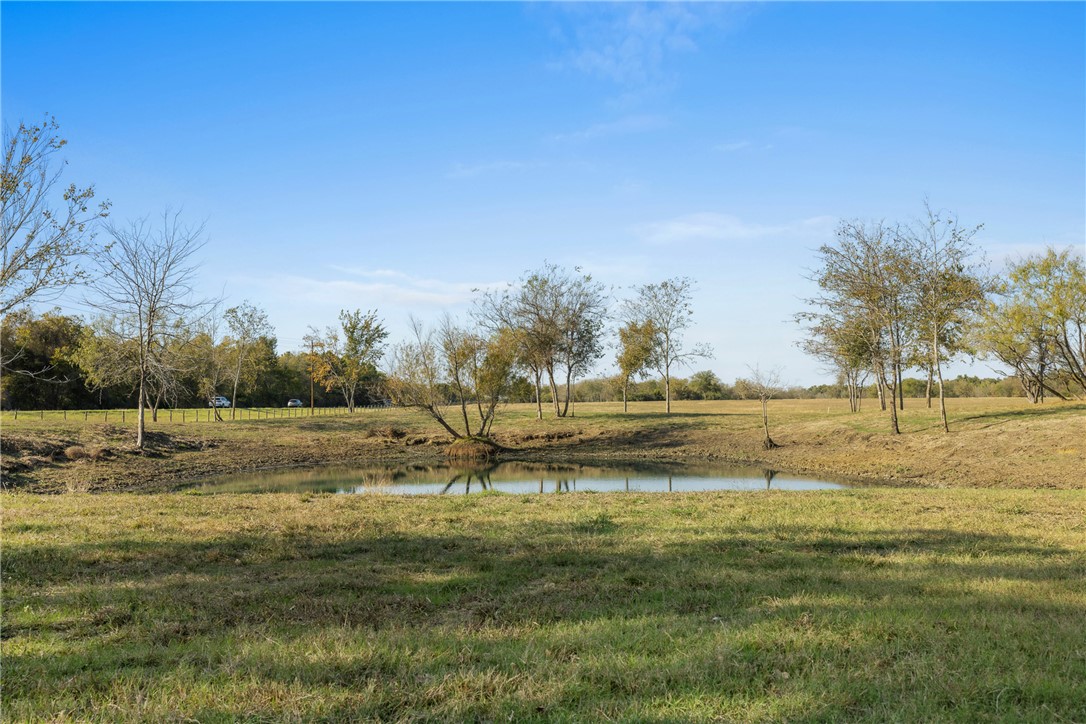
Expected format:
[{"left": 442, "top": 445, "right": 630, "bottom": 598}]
[{"left": 209, "top": 396, "right": 231, "bottom": 408}]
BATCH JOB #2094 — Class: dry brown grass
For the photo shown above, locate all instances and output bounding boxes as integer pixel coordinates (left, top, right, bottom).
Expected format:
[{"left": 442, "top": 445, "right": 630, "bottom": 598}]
[{"left": 63, "top": 445, "right": 87, "bottom": 460}]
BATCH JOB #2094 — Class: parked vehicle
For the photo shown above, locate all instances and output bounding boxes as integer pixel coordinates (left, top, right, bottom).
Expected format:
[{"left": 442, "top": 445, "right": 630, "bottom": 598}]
[
  {"left": 209, "top": 396, "right": 231, "bottom": 408},
  {"left": 286, "top": 399, "right": 304, "bottom": 408}
]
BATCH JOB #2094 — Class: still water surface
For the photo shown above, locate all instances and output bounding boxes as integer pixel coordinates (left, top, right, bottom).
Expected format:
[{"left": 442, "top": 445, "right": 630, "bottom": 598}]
[{"left": 189, "top": 461, "right": 851, "bottom": 495}]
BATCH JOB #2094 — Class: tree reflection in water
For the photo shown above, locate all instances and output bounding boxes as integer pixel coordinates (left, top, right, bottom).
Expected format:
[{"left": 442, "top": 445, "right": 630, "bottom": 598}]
[{"left": 439, "top": 466, "right": 494, "bottom": 495}]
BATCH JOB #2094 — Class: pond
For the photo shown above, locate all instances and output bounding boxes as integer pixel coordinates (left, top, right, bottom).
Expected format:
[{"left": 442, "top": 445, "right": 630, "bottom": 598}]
[{"left": 186, "top": 461, "right": 852, "bottom": 495}]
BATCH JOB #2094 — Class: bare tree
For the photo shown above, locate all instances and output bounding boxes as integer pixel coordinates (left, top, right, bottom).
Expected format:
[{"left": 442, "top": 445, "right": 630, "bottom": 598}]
[
  {"left": 386, "top": 317, "right": 460, "bottom": 438},
  {"left": 73, "top": 314, "right": 194, "bottom": 421},
  {"left": 86, "top": 210, "right": 210, "bottom": 448},
  {"left": 735, "top": 365, "right": 783, "bottom": 449},
  {"left": 623, "top": 277, "right": 712, "bottom": 414},
  {"left": 223, "top": 301, "right": 274, "bottom": 418},
  {"left": 386, "top": 316, "right": 514, "bottom": 441}
]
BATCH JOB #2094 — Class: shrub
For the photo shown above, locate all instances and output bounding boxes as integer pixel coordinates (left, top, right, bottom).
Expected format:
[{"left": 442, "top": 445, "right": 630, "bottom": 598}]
[{"left": 64, "top": 446, "right": 87, "bottom": 460}]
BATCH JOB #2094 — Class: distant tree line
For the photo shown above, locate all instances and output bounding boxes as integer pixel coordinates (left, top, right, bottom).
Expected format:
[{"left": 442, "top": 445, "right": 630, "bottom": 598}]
[
  {"left": 566, "top": 371, "right": 1026, "bottom": 405},
  {"left": 0, "top": 306, "right": 374, "bottom": 412},
  {"left": 2, "top": 116, "right": 1083, "bottom": 448}
]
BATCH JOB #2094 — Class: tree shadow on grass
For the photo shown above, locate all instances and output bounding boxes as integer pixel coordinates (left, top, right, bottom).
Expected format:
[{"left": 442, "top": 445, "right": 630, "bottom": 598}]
[
  {"left": 954, "top": 402, "right": 1086, "bottom": 429},
  {"left": 5, "top": 518, "right": 1084, "bottom": 720}
]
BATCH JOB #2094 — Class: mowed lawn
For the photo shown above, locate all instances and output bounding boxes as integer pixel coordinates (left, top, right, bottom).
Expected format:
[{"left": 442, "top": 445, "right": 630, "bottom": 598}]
[{"left": 4, "top": 488, "right": 1084, "bottom": 721}]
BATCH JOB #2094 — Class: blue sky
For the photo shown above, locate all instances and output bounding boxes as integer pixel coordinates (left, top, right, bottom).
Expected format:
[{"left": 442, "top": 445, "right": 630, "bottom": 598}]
[{"left": 3, "top": 2, "right": 1083, "bottom": 384}]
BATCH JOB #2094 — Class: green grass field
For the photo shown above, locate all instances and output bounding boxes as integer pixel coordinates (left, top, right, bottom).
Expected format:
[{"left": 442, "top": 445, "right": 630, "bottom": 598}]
[
  {"left": 4, "top": 488, "right": 1085, "bottom": 721},
  {"left": 3, "top": 398, "right": 1084, "bottom": 720}
]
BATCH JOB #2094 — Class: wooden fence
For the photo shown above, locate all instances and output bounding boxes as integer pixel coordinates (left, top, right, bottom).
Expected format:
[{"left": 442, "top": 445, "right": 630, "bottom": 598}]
[{"left": 0, "top": 404, "right": 394, "bottom": 425}]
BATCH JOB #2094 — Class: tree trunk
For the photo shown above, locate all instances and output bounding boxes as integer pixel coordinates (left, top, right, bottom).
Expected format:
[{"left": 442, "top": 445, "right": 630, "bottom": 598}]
[
  {"left": 1018, "top": 373, "right": 1039, "bottom": 404},
  {"left": 760, "top": 398, "right": 778, "bottom": 449},
  {"left": 623, "top": 377, "right": 628, "bottom": 413},
  {"left": 887, "top": 374, "right": 900, "bottom": 435},
  {"left": 925, "top": 364, "right": 933, "bottom": 409},
  {"left": 428, "top": 407, "right": 463, "bottom": 440},
  {"left": 559, "top": 367, "right": 572, "bottom": 417},
  {"left": 664, "top": 365, "right": 671, "bottom": 415},
  {"left": 136, "top": 372, "right": 146, "bottom": 450},
  {"left": 934, "top": 332, "right": 949, "bottom": 433},
  {"left": 876, "top": 375, "right": 886, "bottom": 411},
  {"left": 231, "top": 372, "right": 240, "bottom": 420},
  {"left": 897, "top": 362, "right": 904, "bottom": 410},
  {"left": 533, "top": 371, "right": 542, "bottom": 420},
  {"left": 459, "top": 396, "right": 471, "bottom": 437},
  {"left": 546, "top": 367, "right": 561, "bottom": 417}
]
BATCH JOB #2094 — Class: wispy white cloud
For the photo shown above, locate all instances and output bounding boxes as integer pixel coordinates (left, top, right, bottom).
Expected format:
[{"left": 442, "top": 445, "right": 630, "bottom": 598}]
[
  {"left": 636, "top": 213, "right": 835, "bottom": 246},
  {"left": 551, "top": 113, "right": 668, "bottom": 142},
  {"left": 240, "top": 268, "right": 509, "bottom": 310},
  {"left": 544, "top": 4, "right": 737, "bottom": 90},
  {"left": 446, "top": 160, "right": 547, "bottom": 179}
]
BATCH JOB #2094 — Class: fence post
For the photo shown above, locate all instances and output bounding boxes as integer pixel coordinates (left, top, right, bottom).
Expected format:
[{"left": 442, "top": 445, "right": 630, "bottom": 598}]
[
  {"left": 104, "top": 411, "right": 108, "bottom": 422},
  {"left": 41, "top": 410, "right": 44, "bottom": 420},
  {"left": 122, "top": 410, "right": 125, "bottom": 423},
  {"left": 64, "top": 410, "right": 67, "bottom": 421},
  {"left": 13, "top": 410, "right": 17, "bottom": 421},
  {"left": 84, "top": 411, "right": 88, "bottom": 421},
  {"left": 182, "top": 410, "right": 186, "bottom": 423}
]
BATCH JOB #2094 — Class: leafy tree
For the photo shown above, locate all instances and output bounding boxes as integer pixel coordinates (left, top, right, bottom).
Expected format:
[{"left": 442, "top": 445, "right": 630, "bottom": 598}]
[
  {"left": 0, "top": 309, "right": 94, "bottom": 409},
  {"left": 74, "top": 314, "right": 195, "bottom": 419},
  {"left": 901, "top": 205, "right": 988, "bottom": 431},
  {"left": 309, "top": 309, "right": 388, "bottom": 413},
  {"left": 616, "top": 319, "right": 658, "bottom": 412},
  {"left": 477, "top": 263, "right": 607, "bottom": 419},
  {"left": 803, "top": 221, "right": 911, "bottom": 433},
  {"left": 688, "top": 370, "right": 727, "bottom": 400},
  {"left": 223, "top": 301, "right": 274, "bottom": 417},
  {"left": 623, "top": 277, "right": 713, "bottom": 414},
  {"left": 977, "top": 247, "right": 1086, "bottom": 400},
  {"left": 1, "top": 116, "right": 109, "bottom": 317},
  {"left": 798, "top": 313, "right": 872, "bottom": 413},
  {"left": 191, "top": 316, "right": 233, "bottom": 420}
]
